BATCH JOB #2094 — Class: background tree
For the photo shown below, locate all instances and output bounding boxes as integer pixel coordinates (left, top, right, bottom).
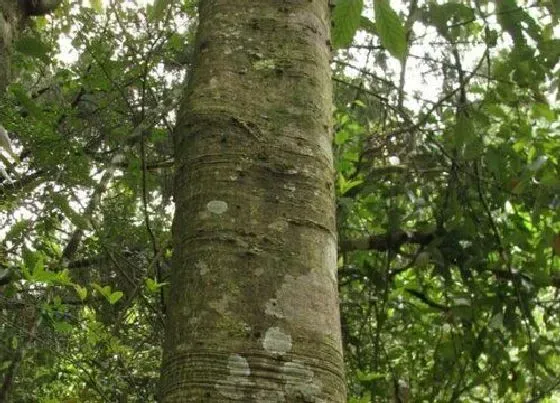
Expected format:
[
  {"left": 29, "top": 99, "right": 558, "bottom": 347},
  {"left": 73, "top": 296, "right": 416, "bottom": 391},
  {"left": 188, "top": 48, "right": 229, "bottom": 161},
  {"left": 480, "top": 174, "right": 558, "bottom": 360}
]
[{"left": 0, "top": 0, "right": 558, "bottom": 402}]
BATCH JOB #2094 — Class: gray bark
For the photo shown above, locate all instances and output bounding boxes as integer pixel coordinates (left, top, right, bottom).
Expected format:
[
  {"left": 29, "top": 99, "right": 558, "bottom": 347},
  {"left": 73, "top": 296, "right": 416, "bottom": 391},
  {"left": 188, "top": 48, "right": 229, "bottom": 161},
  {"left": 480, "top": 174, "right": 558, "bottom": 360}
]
[{"left": 160, "top": 0, "right": 346, "bottom": 401}]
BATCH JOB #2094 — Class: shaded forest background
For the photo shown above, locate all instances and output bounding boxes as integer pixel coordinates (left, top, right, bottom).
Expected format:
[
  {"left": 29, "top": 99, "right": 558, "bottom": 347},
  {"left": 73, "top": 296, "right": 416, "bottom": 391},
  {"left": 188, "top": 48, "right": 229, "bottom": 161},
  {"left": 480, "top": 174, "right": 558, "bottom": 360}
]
[{"left": 0, "top": 0, "right": 559, "bottom": 401}]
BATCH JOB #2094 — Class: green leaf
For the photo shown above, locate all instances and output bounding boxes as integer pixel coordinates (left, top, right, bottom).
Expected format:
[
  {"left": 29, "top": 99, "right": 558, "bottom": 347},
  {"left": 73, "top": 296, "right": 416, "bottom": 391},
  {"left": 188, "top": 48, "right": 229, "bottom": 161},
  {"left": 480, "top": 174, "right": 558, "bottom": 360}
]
[
  {"left": 488, "top": 312, "right": 504, "bottom": 331},
  {"left": 93, "top": 283, "right": 123, "bottom": 304},
  {"left": 151, "top": 0, "right": 171, "bottom": 21},
  {"left": 53, "top": 321, "right": 74, "bottom": 334},
  {"left": 93, "top": 283, "right": 111, "bottom": 297},
  {"left": 357, "top": 370, "right": 386, "bottom": 381},
  {"left": 349, "top": 394, "right": 372, "bottom": 403},
  {"left": 454, "top": 113, "right": 475, "bottom": 154},
  {"left": 145, "top": 277, "right": 166, "bottom": 293},
  {"left": 334, "top": 129, "right": 350, "bottom": 145},
  {"left": 107, "top": 291, "right": 124, "bottom": 305},
  {"left": 338, "top": 174, "right": 363, "bottom": 195},
  {"left": 539, "top": 39, "right": 560, "bottom": 69},
  {"left": 22, "top": 249, "right": 42, "bottom": 275},
  {"left": 359, "top": 16, "right": 377, "bottom": 35},
  {"left": 90, "top": 0, "right": 103, "bottom": 13},
  {"left": 332, "top": 0, "right": 364, "bottom": 49},
  {"left": 424, "top": 3, "right": 474, "bottom": 40},
  {"left": 375, "top": 0, "right": 407, "bottom": 60},
  {"left": 11, "top": 85, "right": 42, "bottom": 118},
  {"left": 75, "top": 285, "right": 88, "bottom": 301},
  {"left": 553, "top": 233, "right": 560, "bottom": 256},
  {"left": 15, "top": 36, "right": 51, "bottom": 63}
]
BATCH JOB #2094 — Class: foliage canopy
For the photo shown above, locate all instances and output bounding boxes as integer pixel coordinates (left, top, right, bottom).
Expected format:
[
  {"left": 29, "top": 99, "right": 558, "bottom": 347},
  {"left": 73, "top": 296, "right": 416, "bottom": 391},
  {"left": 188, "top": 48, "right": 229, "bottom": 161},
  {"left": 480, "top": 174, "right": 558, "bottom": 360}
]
[{"left": 0, "top": 0, "right": 559, "bottom": 401}]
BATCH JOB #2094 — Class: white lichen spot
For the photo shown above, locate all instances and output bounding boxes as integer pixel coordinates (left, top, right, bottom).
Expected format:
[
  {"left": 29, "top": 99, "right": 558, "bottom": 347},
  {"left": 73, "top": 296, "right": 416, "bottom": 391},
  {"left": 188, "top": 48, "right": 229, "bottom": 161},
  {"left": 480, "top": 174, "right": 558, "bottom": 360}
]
[
  {"left": 283, "top": 183, "right": 296, "bottom": 192},
  {"left": 254, "top": 267, "right": 265, "bottom": 276},
  {"left": 283, "top": 360, "right": 322, "bottom": 401},
  {"left": 323, "top": 236, "right": 338, "bottom": 282},
  {"left": 195, "top": 261, "right": 209, "bottom": 276},
  {"left": 263, "top": 327, "right": 292, "bottom": 355},
  {"left": 216, "top": 354, "right": 254, "bottom": 399},
  {"left": 209, "top": 294, "right": 231, "bottom": 314},
  {"left": 228, "top": 354, "right": 250, "bottom": 377},
  {"left": 271, "top": 262, "right": 341, "bottom": 345},
  {"left": 268, "top": 220, "right": 289, "bottom": 232},
  {"left": 253, "top": 59, "right": 276, "bottom": 70},
  {"left": 229, "top": 174, "right": 238, "bottom": 181},
  {"left": 235, "top": 238, "right": 249, "bottom": 248},
  {"left": 286, "top": 168, "right": 298, "bottom": 175},
  {"left": 207, "top": 200, "right": 228, "bottom": 214},
  {"left": 388, "top": 155, "right": 400, "bottom": 165},
  {"left": 265, "top": 298, "right": 285, "bottom": 318},
  {"left": 209, "top": 77, "right": 219, "bottom": 89},
  {"left": 255, "top": 389, "right": 285, "bottom": 402},
  {"left": 198, "top": 210, "right": 210, "bottom": 220},
  {"left": 176, "top": 343, "right": 189, "bottom": 352}
]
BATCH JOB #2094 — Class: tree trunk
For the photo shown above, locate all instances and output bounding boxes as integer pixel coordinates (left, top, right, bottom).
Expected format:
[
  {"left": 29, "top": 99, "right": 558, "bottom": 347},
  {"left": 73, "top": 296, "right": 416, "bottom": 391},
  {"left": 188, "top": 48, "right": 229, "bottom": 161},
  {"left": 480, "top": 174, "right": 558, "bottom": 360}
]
[
  {"left": 160, "top": 1, "right": 346, "bottom": 401},
  {"left": 0, "top": 1, "right": 19, "bottom": 93}
]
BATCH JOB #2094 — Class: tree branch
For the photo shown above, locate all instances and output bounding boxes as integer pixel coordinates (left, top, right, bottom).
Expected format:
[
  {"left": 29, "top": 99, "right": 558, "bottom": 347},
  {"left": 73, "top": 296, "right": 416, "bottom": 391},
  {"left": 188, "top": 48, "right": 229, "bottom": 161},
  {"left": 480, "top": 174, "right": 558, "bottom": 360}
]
[{"left": 339, "top": 230, "right": 435, "bottom": 253}]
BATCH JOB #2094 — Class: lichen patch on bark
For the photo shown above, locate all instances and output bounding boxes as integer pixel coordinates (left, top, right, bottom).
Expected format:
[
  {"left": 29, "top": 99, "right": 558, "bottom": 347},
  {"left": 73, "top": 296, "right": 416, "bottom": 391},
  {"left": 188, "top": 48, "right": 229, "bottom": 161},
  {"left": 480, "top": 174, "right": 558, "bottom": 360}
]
[
  {"left": 283, "top": 360, "right": 323, "bottom": 402},
  {"left": 265, "top": 298, "right": 285, "bottom": 318},
  {"left": 206, "top": 200, "right": 229, "bottom": 214},
  {"left": 216, "top": 354, "right": 254, "bottom": 400},
  {"left": 263, "top": 326, "right": 292, "bottom": 356},
  {"left": 272, "top": 269, "right": 340, "bottom": 342}
]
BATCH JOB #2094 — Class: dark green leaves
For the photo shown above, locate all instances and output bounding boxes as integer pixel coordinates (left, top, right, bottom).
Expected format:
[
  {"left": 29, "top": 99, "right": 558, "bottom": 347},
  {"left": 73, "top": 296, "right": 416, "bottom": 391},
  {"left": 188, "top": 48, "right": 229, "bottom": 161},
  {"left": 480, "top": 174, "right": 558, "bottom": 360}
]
[
  {"left": 497, "top": 0, "right": 542, "bottom": 47},
  {"left": 15, "top": 35, "right": 51, "bottom": 63},
  {"left": 375, "top": 0, "right": 407, "bottom": 59},
  {"left": 151, "top": 0, "right": 173, "bottom": 21},
  {"left": 454, "top": 112, "right": 482, "bottom": 159},
  {"left": 11, "top": 84, "right": 42, "bottom": 117},
  {"left": 90, "top": 0, "right": 102, "bottom": 13},
  {"left": 332, "top": 0, "right": 364, "bottom": 48},
  {"left": 423, "top": 3, "right": 474, "bottom": 40},
  {"left": 332, "top": 0, "right": 407, "bottom": 59}
]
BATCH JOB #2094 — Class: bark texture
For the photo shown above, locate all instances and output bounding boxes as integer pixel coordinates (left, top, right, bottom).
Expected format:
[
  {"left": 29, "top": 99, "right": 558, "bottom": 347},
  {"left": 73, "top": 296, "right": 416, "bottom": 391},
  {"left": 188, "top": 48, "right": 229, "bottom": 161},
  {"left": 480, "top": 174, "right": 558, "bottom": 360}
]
[
  {"left": 160, "top": 1, "right": 346, "bottom": 401},
  {"left": 0, "top": 0, "right": 19, "bottom": 93}
]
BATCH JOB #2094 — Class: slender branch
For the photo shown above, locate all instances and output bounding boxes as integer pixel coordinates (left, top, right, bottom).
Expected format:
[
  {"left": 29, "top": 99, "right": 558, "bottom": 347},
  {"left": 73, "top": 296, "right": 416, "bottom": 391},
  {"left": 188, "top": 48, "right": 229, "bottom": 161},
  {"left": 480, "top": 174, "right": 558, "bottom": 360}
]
[
  {"left": 340, "top": 230, "right": 435, "bottom": 253},
  {"left": 398, "top": 0, "right": 418, "bottom": 109},
  {"left": 405, "top": 288, "right": 448, "bottom": 311}
]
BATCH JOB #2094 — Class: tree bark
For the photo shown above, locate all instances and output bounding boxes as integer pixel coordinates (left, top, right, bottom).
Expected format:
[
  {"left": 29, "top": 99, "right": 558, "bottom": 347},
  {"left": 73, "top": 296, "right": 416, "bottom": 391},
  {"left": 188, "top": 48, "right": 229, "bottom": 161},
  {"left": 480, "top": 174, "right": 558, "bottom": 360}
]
[
  {"left": 0, "top": 1, "right": 19, "bottom": 93},
  {"left": 159, "top": 1, "right": 346, "bottom": 401}
]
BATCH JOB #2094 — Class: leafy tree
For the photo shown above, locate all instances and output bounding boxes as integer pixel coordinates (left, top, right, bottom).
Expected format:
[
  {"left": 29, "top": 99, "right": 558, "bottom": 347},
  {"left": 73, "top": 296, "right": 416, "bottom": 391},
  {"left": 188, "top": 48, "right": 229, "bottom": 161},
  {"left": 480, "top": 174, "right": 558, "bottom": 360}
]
[{"left": 0, "top": 0, "right": 558, "bottom": 402}]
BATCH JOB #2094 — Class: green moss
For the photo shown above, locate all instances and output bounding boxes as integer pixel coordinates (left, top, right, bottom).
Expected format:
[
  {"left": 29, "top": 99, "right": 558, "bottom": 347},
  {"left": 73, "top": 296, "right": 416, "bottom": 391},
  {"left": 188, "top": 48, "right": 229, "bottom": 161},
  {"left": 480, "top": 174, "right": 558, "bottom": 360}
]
[
  {"left": 253, "top": 58, "right": 276, "bottom": 71},
  {"left": 216, "top": 314, "right": 251, "bottom": 338}
]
